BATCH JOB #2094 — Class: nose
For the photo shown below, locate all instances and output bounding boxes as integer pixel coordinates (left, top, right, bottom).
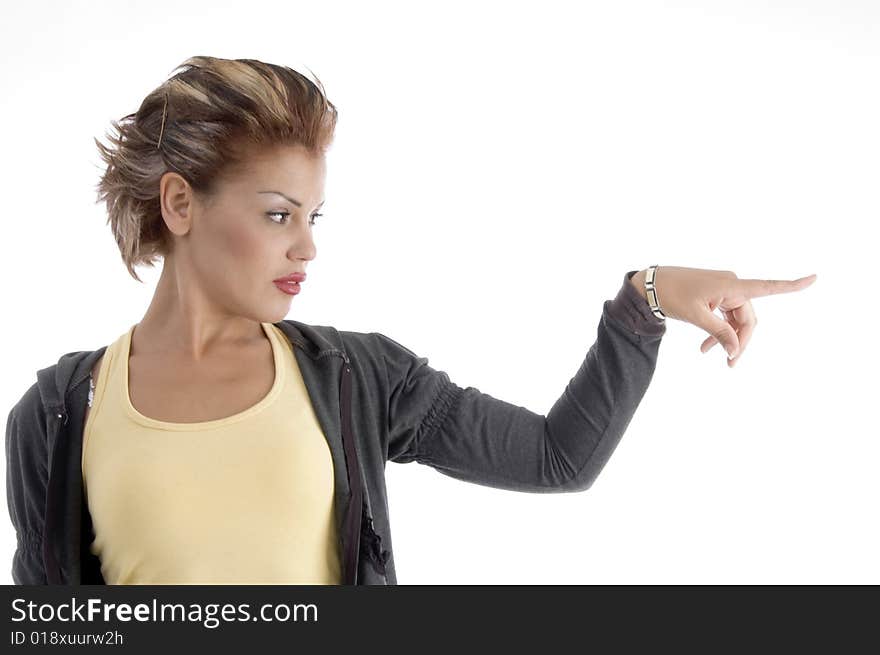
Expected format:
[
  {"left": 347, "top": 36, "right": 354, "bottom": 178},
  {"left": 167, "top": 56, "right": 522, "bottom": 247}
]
[{"left": 288, "top": 227, "right": 317, "bottom": 263}]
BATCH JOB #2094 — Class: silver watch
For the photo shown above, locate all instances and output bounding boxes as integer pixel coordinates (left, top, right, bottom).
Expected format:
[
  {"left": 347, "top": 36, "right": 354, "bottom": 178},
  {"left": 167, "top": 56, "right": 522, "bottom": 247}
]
[{"left": 645, "top": 264, "right": 667, "bottom": 320}]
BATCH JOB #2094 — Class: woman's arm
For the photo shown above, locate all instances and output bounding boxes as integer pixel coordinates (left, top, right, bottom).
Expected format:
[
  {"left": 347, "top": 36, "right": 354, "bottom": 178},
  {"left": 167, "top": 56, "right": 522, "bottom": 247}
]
[{"left": 374, "top": 271, "right": 665, "bottom": 493}]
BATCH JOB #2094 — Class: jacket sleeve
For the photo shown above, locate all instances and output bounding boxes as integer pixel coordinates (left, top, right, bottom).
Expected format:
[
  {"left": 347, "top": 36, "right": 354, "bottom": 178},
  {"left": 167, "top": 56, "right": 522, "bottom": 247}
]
[
  {"left": 5, "top": 382, "right": 49, "bottom": 584},
  {"left": 380, "top": 270, "right": 666, "bottom": 493}
]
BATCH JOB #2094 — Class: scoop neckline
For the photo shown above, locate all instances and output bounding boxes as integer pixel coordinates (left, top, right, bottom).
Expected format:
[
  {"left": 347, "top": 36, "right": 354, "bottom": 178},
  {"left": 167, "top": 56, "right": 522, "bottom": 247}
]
[{"left": 122, "top": 322, "right": 285, "bottom": 431}]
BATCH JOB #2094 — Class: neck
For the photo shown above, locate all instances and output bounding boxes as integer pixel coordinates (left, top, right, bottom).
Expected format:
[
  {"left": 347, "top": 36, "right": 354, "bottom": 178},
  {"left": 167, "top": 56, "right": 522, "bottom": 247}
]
[{"left": 134, "top": 255, "right": 265, "bottom": 361}]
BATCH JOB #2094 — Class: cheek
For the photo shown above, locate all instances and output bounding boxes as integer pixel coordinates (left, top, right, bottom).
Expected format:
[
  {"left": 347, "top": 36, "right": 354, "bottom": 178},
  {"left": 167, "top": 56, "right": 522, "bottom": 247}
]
[
  {"left": 214, "top": 222, "right": 280, "bottom": 292},
  {"left": 195, "top": 215, "right": 278, "bottom": 294},
  {"left": 220, "top": 221, "right": 266, "bottom": 262}
]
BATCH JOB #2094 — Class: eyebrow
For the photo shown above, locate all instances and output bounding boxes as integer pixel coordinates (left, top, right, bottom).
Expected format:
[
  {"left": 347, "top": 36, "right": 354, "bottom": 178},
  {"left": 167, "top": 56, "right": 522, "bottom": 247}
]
[{"left": 257, "top": 191, "right": 325, "bottom": 208}]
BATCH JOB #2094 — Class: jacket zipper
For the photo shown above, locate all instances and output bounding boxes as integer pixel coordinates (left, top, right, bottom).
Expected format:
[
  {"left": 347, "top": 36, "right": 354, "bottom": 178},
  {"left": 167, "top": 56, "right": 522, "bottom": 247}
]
[
  {"left": 338, "top": 359, "right": 364, "bottom": 584},
  {"left": 44, "top": 408, "right": 67, "bottom": 584}
]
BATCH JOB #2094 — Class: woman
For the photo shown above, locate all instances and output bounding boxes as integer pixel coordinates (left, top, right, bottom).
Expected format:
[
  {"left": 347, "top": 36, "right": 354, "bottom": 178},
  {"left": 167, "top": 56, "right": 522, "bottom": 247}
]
[{"left": 4, "top": 56, "right": 816, "bottom": 585}]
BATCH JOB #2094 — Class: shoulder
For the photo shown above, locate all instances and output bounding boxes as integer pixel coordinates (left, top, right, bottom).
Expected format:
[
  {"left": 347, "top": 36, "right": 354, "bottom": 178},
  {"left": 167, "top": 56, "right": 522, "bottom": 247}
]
[
  {"left": 337, "top": 329, "right": 425, "bottom": 363},
  {"left": 274, "top": 320, "right": 428, "bottom": 371},
  {"left": 336, "top": 330, "right": 435, "bottom": 394},
  {"left": 7, "top": 379, "right": 44, "bottom": 426},
  {"left": 8, "top": 347, "right": 106, "bottom": 433},
  {"left": 274, "top": 319, "right": 401, "bottom": 360},
  {"left": 5, "top": 379, "right": 49, "bottom": 475},
  {"left": 90, "top": 354, "right": 104, "bottom": 382}
]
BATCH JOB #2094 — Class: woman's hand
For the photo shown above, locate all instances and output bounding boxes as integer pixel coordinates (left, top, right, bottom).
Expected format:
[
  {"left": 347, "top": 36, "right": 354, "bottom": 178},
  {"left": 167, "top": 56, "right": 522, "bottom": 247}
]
[{"left": 647, "top": 266, "right": 818, "bottom": 368}]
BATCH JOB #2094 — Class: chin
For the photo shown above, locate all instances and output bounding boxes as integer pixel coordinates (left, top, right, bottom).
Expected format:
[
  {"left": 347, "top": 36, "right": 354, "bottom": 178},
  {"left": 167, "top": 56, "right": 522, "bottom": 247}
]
[
  {"left": 263, "top": 304, "right": 292, "bottom": 324},
  {"left": 239, "top": 302, "right": 287, "bottom": 326}
]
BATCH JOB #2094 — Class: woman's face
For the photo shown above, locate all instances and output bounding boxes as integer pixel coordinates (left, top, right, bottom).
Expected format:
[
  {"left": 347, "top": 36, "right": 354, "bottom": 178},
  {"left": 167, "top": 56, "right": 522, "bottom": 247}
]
[{"left": 162, "top": 143, "right": 326, "bottom": 324}]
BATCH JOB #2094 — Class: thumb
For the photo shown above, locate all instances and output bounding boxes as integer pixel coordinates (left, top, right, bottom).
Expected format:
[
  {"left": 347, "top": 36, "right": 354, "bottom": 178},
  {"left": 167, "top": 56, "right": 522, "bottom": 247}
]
[{"left": 699, "top": 310, "right": 741, "bottom": 359}]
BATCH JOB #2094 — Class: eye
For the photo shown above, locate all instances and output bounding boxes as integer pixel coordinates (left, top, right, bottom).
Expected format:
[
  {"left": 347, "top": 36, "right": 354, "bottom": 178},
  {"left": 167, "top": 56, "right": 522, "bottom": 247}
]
[
  {"left": 266, "top": 211, "right": 323, "bottom": 226},
  {"left": 266, "top": 211, "right": 290, "bottom": 225}
]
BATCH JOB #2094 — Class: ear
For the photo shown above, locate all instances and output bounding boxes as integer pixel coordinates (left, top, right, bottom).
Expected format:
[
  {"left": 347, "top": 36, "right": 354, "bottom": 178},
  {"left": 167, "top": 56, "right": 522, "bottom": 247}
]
[{"left": 159, "top": 171, "right": 197, "bottom": 237}]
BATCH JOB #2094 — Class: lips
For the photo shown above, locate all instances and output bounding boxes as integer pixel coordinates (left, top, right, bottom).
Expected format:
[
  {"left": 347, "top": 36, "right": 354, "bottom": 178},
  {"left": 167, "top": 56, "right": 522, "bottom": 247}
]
[
  {"left": 273, "top": 272, "right": 306, "bottom": 283},
  {"left": 273, "top": 280, "right": 301, "bottom": 295}
]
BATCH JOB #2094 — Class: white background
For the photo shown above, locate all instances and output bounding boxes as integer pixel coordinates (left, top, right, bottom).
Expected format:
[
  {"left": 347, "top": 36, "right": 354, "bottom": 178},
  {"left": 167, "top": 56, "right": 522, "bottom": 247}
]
[{"left": 1, "top": 0, "right": 876, "bottom": 584}]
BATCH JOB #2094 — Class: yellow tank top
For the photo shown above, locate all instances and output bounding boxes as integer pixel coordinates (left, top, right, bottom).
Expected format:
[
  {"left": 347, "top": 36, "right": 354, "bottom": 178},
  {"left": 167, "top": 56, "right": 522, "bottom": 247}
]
[{"left": 81, "top": 322, "right": 342, "bottom": 584}]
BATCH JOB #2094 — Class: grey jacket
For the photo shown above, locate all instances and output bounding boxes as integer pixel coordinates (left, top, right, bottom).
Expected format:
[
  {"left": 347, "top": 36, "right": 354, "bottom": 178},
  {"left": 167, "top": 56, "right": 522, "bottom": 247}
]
[{"left": 5, "top": 270, "right": 666, "bottom": 585}]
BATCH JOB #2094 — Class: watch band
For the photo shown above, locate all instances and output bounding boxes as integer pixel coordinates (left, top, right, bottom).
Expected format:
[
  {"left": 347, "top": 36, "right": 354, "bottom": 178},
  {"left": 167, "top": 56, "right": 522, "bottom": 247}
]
[{"left": 645, "top": 264, "right": 667, "bottom": 320}]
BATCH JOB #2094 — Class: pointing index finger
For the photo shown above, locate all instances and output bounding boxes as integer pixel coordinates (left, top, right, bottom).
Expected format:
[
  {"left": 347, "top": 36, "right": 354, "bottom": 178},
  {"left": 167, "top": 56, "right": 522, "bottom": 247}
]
[{"left": 740, "top": 273, "right": 817, "bottom": 298}]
